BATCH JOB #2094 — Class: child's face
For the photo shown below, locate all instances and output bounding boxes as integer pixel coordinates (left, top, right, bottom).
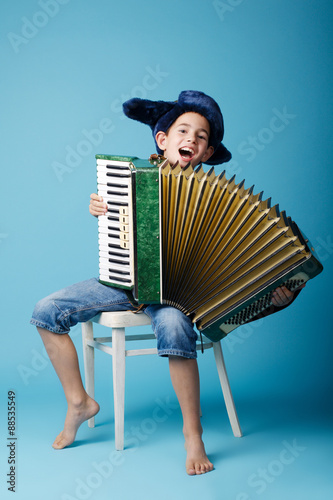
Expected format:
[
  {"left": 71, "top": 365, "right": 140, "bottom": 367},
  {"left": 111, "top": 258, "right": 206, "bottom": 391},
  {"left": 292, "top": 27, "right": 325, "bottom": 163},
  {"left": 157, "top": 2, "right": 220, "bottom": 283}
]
[{"left": 155, "top": 112, "right": 214, "bottom": 168}]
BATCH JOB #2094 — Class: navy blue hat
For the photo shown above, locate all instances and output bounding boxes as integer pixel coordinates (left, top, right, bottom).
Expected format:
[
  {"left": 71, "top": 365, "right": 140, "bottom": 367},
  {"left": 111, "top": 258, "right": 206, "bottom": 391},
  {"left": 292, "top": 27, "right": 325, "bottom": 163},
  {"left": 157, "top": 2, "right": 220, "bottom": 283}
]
[{"left": 123, "top": 90, "right": 232, "bottom": 165}]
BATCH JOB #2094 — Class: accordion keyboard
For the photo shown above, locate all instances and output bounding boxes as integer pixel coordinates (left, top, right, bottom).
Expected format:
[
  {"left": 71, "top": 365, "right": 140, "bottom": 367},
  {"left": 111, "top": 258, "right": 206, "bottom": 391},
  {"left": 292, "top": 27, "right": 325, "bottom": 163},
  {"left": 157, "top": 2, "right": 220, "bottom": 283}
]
[{"left": 97, "top": 159, "right": 135, "bottom": 287}]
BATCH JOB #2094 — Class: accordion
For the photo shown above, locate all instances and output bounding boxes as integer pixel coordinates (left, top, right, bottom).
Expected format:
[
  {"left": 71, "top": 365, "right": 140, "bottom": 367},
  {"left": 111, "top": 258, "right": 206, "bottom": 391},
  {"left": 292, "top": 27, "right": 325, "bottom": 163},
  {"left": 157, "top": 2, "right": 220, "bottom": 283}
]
[{"left": 96, "top": 154, "right": 323, "bottom": 342}]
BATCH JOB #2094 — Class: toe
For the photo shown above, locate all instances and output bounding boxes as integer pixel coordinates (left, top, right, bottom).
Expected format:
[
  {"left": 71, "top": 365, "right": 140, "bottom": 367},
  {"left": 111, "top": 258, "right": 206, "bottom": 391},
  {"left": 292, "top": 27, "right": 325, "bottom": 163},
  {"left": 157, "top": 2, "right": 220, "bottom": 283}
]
[
  {"left": 186, "top": 466, "right": 196, "bottom": 476},
  {"left": 195, "top": 462, "right": 202, "bottom": 475}
]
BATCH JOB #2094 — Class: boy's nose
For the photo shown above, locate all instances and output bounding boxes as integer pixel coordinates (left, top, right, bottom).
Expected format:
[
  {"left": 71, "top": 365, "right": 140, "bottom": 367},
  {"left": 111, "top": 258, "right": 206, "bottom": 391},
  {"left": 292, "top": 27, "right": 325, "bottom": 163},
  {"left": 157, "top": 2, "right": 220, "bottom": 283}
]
[{"left": 187, "top": 135, "right": 196, "bottom": 143}]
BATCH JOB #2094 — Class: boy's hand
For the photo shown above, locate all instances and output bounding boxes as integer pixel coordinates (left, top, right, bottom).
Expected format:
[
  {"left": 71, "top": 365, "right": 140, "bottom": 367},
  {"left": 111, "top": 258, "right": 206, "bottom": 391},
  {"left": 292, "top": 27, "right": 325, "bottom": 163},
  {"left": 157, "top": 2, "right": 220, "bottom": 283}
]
[
  {"left": 89, "top": 193, "right": 108, "bottom": 217},
  {"left": 271, "top": 283, "right": 306, "bottom": 307}
]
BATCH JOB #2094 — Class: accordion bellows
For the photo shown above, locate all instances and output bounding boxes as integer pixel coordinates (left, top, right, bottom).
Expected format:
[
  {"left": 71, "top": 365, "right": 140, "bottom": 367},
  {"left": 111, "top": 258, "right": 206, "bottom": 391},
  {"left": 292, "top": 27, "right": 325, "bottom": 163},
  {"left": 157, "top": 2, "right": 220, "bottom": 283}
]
[{"left": 96, "top": 155, "right": 322, "bottom": 341}]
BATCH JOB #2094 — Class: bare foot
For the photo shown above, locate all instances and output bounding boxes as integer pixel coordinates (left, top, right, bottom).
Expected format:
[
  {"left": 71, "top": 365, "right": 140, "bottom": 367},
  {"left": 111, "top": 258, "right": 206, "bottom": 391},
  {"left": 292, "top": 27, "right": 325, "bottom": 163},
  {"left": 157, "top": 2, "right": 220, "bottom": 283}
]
[
  {"left": 185, "top": 434, "right": 214, "bottom": 475},
  {"left": 52, "top": 396, "right": 100, "bottom": 449}
]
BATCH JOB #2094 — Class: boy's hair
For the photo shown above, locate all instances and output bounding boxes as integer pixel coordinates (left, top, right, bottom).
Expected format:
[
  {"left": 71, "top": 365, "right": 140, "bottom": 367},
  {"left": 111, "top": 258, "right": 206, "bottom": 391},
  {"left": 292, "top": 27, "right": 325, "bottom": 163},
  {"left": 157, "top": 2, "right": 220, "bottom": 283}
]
[{"left": 123, "top": 90, "right": 231, "bottom": 166}]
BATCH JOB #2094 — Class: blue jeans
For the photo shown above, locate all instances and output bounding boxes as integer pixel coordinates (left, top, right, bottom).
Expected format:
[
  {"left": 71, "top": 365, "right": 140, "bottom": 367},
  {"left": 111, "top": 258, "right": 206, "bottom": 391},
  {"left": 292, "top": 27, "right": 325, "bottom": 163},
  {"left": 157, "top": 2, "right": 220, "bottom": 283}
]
[{"left": 30, "top": 278, "right": 198, "bottom": 358}]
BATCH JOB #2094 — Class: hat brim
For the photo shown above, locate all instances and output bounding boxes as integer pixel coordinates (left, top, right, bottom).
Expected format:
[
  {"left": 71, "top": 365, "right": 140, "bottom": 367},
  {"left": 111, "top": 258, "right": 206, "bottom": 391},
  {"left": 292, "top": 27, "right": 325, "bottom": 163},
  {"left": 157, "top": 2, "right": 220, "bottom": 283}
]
[{"left": 203, "top": 143, "right": 232, "bottom": 165}]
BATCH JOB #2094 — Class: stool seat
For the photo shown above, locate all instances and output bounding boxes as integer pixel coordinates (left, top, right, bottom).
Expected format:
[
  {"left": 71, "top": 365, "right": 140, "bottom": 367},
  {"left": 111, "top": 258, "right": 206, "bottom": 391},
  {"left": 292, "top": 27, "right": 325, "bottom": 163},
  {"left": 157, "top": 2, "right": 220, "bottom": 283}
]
[{"left": 82, "top": 310, "right": 242, "bottom": 450}]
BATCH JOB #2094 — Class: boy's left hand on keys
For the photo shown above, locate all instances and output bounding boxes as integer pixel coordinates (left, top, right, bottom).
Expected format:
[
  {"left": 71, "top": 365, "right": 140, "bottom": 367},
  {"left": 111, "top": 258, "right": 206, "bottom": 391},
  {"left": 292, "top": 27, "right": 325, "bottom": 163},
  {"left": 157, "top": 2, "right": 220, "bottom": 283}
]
[
  {"left": 89, "top": 193, "right": 108, "bottom": 217},
  {"left": 271, "top": 283, "right": 306, "bottom": 307}
]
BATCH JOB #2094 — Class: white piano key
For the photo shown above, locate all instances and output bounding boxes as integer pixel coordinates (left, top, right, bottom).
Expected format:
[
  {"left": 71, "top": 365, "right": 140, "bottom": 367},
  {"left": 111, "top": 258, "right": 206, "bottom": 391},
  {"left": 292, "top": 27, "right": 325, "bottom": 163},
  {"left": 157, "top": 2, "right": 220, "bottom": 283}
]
[
  {"left": 99, "top": 273, "right": 134, "bottom": 286},
  {"left": 98, "top": 184, "right": 129, "bottom": 193},
  {"left": 98, "top": 217, "right": 120, "bottom": 225},
  {"left": 98, "top": 239, "right": 128, "bottom": 249},
  {"left": 97, "top": 172, "right": 131, "bottom": 186},
  {"left": 99, "top": 260, "right": 131, "bottom": 271},
  {"left": 97, "top": 183, "right": 130, "bottom": 195},
  {"left": 98, "top": 236, "right": 122, "bottom": 247},
  {"left": 98, "top": 228, "right": 120, "bottom": 237},
  {"left": 98, "top": 217, "right": 120, "bottom": 227},
  {"left": 98, "top": 227, "right": 121, "bottom": 236},
  {"left": 98, "top": 192, "right": 130, "bottom": 205},
  {"left": 99, "top": 254, "right": 131, "bottom": 265},
  {"left": 96, "top": 159, "right": 132, "bottom": 168},
  {"left": 99, "top": 247, "right": 130, "bottom": 258},
  {"left": 98, "top": 227, "right": 120, "bottom": 237},
  {"left": 99, "top": 261, "right": 132, "bottom": 274},
  {"left": 99, "top": 255, "right": 131, "bottom": 266}
]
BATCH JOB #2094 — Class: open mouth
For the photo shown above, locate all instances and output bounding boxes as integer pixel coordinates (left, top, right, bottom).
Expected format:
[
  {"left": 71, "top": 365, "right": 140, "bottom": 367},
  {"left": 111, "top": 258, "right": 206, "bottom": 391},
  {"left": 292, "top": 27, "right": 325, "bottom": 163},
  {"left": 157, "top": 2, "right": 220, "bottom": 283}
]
[{"left": 179, "top": 147, "right": 195, "bottom": 161}]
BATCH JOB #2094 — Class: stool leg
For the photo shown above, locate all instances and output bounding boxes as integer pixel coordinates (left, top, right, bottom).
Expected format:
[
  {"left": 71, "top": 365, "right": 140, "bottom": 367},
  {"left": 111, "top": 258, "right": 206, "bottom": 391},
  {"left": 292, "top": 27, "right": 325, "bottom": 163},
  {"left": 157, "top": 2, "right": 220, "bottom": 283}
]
[
  {"left": 213, "top": 341, "right": 243, "bottom": 438},
  {"left": 112, "top": 326, "right": 125, "bottom": 451},
  {"left": 82, "top": 321, "right": 95, "bottom": 428}
]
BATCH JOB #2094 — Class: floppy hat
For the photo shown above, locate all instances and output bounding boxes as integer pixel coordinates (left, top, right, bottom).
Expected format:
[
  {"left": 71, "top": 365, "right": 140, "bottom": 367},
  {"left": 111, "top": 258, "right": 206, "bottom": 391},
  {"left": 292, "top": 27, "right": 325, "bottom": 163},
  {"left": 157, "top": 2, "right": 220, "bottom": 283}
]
[{"left": 123, "top": 90, "right": 232, "bottom": 165}]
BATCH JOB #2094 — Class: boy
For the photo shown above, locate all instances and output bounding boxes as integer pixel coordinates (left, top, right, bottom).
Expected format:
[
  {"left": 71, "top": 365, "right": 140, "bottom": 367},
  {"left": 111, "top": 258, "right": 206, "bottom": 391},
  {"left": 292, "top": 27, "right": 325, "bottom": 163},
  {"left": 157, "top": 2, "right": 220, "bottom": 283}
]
[{"left": 31, "top": 91, "right": 298, "bottom": 475}]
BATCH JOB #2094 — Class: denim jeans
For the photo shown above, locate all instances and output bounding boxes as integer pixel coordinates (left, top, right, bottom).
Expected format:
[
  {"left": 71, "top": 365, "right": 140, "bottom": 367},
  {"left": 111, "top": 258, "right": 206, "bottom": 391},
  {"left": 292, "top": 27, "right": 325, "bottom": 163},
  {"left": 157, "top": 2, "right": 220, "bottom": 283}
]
[{"left": 30, "top": 278, "right": 198, "bottom": 358}]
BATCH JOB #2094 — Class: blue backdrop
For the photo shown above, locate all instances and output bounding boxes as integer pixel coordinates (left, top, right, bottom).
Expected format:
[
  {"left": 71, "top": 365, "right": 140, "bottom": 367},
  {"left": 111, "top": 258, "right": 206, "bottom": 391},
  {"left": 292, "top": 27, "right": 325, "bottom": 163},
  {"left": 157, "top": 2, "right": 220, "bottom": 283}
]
[{"left": 1, "top": 1, "right": 332, "bottom": 499}]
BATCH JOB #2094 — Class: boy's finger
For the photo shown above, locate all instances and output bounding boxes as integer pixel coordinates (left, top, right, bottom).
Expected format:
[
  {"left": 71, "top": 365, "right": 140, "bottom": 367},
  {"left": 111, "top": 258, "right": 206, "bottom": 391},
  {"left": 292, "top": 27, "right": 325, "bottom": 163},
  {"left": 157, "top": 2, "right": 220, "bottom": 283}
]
[
  {"left": 90, "top": 193, "right": 103, "bottom": 202},
  {"left": 272, "top": 286, "right": 291, "bottom": 306},
  {"left": 92, "top": 200, "right": 106, "bottom": 208},
  {"left": 90, "top": 202, "right": 107, "bottom": 213}
]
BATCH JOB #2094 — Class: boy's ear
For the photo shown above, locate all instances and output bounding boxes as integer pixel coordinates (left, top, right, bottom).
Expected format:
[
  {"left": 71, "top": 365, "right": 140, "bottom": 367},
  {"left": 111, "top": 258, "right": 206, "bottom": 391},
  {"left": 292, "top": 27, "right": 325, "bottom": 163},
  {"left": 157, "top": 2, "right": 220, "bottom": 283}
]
[
  {"left": 202, "top": 145, "right": 214, "bottom": 163},
  {"left": 155, "top": 131, "right": 167, "bottom": 151}
]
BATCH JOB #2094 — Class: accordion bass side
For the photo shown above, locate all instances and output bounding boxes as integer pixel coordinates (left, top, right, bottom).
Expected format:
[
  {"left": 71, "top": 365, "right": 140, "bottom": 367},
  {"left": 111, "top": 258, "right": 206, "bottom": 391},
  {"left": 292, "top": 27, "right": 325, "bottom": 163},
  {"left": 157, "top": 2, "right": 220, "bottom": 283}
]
[{"left": 96, "top": 154, "right": 323, "bottom": 342}]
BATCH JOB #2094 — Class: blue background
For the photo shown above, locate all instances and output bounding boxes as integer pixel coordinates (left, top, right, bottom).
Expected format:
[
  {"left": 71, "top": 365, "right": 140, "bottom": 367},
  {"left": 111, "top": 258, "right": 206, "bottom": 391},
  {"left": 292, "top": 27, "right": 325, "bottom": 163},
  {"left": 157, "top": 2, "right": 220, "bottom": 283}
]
[{"left": 1, "top": 1, "right": 332, "bottom": 499}]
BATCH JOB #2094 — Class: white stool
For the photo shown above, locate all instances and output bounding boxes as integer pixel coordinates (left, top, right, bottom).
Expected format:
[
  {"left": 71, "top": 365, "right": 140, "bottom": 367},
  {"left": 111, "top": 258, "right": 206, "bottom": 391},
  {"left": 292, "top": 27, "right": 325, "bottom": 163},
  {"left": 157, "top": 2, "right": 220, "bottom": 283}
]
[{"left": 82, "top": 311, "right": 242, "bottom": 450}]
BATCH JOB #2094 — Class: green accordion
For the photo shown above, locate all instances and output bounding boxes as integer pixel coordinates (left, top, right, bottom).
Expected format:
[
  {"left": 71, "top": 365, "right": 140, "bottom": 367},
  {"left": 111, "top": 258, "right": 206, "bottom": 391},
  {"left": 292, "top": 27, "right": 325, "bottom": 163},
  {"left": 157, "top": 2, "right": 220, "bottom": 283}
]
[{"left": 96, "top": 154, "right": 323, "bottom": 342}]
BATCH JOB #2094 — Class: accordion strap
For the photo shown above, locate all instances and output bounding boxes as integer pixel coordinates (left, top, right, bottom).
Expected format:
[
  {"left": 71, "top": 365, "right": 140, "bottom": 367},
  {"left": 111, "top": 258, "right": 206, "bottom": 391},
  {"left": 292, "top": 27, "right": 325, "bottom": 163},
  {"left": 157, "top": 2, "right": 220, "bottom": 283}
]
[{"left": 124, "top": 289, "right": 147, "bottom": 313}]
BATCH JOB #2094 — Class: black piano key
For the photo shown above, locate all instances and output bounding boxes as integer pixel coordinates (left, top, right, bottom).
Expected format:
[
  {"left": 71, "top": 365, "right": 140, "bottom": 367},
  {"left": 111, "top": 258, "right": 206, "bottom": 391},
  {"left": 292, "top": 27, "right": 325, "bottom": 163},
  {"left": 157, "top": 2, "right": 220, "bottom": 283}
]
[
  {"left": 107, "top": 190, "right": 128, "bottom": 196},
  {"left": 108, "top": 258, "right": 130, "bottom": 265},
  {"left": 108, "top": 275, "right": 132, "bottom": 283},
  {"left": 106, "top": 183, "right": 129, "bottom": 188},
  {"left": 108, "top": 269, "right": 130, "bottom": 275}
]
